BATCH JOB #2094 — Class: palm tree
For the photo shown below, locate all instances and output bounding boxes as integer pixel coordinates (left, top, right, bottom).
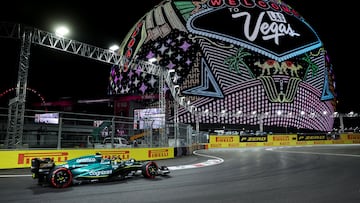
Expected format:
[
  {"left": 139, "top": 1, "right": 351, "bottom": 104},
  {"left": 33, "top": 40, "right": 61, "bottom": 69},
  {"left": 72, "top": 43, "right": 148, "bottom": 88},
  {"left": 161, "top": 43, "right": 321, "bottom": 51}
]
[
  {"left": 224, "top": 47, "right": 254, "bottom": 78},
  {"left": 302, "top": 53, "right": 319, "bottom": 79}
]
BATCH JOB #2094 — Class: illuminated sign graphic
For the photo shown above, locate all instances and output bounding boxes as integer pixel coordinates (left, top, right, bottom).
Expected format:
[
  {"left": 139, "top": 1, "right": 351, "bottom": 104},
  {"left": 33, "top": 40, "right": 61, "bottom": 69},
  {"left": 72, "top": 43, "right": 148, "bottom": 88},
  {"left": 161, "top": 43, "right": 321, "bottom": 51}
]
[
  {"left": 109, "top": 0, "right": 336, "bottom": 132},
  {"left": 188, "top": 2, "right": 321, "bottom": 61},
  {"left": 133, "top": 108, "right": 165, "bottom": 129},
  {"left": 34, "top": 112, "right": 59, "bottom": 124}
]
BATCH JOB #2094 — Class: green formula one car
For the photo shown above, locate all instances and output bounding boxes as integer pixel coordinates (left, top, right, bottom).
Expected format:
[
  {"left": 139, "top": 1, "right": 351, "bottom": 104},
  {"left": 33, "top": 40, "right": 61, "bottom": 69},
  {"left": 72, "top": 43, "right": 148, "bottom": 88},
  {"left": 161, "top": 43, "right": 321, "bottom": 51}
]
[{"left": 31, "top": 153, "right": 170, "bottom": 188}]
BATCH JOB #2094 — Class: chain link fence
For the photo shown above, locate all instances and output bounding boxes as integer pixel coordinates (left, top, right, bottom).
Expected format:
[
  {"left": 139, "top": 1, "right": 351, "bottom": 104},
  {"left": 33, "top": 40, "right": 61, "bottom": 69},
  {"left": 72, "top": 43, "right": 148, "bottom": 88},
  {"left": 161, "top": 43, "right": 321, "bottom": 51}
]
[
  {"left": 0, "top": 107, "right": 208, "bottom": 149},
  {"left": 2, "top": 107, "right": 357, "bottom": 149}
]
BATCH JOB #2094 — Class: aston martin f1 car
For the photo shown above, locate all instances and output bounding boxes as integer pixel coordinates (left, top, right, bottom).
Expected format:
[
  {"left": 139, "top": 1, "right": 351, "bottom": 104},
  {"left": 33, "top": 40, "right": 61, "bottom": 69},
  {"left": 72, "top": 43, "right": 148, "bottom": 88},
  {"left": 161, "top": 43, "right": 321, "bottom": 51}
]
[{"left": 31, "top": 153, "right": 170, "bottom": 188}]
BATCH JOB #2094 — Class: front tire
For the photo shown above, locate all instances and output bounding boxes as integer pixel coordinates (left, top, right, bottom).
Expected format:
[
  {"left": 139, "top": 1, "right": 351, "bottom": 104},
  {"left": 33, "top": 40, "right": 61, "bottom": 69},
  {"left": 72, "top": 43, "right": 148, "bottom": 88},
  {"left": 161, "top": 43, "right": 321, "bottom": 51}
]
[
  {"left": 49, "top": 167, "right": 73, "bottom": 188},
  {"left": 141, "top": 161, "right": 159, "bottom": 178}
]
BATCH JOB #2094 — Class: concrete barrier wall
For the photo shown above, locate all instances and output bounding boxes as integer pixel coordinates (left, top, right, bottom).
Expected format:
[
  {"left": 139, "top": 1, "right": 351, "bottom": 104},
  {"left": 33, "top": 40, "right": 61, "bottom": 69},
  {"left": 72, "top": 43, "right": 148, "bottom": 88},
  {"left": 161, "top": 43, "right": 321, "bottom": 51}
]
[
  {"left": 207, "top": 133, "right": 360, "bottom": 148},
  {"left": 0, "top": 147, "right": 174, "bottom": 169}
]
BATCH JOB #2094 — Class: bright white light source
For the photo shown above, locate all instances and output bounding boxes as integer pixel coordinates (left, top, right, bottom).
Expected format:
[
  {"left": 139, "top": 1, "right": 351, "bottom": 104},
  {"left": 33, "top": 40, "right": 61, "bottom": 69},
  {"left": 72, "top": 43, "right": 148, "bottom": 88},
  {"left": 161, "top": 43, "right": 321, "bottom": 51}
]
[
  {"left": 55, "top": 26, "right": 69, "bottom": 37},
  {"left": 109, "top": 44, "right": 119, "bottom": 51},
  {"left": 148, "top": 58, "right": 157, "bottom": 63}
]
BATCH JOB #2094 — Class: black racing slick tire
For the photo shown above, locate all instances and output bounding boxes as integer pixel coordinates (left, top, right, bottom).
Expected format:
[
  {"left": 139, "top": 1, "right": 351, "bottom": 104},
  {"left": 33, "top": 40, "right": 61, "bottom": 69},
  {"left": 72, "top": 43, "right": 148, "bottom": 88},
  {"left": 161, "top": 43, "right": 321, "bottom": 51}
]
[
  {"left": 49, "top": 167, "right": 73, "bottom": 188},
  {"left": 141, "top": 161, "right": 159, "bottom": 178}
]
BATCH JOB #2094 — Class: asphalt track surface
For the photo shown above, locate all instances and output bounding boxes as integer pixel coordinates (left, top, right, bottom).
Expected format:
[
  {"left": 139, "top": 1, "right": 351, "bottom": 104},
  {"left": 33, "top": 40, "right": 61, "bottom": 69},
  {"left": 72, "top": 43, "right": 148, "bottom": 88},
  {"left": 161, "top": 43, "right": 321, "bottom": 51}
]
[{"left": 1, "top": 144, "right": 360, "bottom": 203}]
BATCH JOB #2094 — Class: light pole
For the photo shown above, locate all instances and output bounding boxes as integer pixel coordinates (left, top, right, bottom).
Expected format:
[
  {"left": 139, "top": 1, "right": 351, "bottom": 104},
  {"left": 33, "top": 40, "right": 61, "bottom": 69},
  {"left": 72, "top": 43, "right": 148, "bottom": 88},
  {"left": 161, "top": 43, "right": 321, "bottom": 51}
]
[{"left": 258, "top": 113, "right": 264, "bottom": 133}]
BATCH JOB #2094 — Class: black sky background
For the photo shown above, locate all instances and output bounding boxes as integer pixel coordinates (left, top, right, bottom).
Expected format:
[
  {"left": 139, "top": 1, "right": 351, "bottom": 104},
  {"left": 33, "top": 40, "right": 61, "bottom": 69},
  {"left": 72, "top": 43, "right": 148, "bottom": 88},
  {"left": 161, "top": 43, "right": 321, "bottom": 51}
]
[{"left": 0, "top": 0, "right": 358, "bottom": 113}]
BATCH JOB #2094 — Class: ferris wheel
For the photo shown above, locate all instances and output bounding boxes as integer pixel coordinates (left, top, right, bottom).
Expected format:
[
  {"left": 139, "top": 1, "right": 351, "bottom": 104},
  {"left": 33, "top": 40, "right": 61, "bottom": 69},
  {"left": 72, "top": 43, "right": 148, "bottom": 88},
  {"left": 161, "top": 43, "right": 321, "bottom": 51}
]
[{"left": 0, "top": 87, "right": 46, "bottom": 109}]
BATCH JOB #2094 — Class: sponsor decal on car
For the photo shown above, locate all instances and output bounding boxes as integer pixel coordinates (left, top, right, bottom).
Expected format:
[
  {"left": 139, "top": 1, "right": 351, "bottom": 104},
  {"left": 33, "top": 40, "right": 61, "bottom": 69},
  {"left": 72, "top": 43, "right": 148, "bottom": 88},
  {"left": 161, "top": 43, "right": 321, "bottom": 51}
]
[
  {"left": 88, "top": 170, "right": 112, "bottom": 176},
  {"left": 76, "top": 158, "right": 96, "bottom": 163}
]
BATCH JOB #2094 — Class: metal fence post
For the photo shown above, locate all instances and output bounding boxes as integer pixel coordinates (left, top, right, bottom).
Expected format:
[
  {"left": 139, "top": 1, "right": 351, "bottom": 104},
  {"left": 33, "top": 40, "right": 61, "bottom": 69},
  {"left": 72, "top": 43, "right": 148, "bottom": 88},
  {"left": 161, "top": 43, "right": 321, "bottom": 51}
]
[{"left": 57, "top": 117, "right": 62, "bottom": 149}]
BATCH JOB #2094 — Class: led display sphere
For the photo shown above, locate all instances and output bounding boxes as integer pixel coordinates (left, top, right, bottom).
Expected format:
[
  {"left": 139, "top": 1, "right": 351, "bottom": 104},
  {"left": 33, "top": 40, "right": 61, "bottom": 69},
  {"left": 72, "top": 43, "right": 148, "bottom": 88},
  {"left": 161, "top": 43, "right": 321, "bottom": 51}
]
[{"left": 109, "top": 0, "right": 336, "bottom": 132}]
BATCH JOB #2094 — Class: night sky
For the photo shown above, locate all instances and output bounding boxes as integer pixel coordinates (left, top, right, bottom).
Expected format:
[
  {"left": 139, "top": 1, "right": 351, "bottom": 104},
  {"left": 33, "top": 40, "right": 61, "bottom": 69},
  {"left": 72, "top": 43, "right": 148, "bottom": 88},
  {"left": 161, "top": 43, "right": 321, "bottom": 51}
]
[{"left": 0, "top": 0, "right": 358, "bottom": 113}]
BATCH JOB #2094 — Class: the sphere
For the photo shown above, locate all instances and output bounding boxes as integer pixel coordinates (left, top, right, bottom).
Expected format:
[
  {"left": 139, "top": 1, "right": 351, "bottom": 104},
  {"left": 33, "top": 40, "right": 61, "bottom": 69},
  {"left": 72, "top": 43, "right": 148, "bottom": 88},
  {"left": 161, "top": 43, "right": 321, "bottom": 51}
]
[{"left": 109, "top": 0, "right": 336, "bottom": 132}]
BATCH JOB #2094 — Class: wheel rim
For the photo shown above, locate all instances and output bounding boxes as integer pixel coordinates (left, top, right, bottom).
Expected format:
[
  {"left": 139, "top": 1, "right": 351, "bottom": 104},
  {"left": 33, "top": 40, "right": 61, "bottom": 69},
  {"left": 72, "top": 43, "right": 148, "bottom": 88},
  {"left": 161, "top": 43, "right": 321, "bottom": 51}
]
[
  {"left": 148, "top": 165, "right": 157, "bottom": 176},
  {"left": 51, "top": 168, "right": 72, "bottom": 188},
  {"left": 145, "top": 162, "right": 158, "bottom": 178}
]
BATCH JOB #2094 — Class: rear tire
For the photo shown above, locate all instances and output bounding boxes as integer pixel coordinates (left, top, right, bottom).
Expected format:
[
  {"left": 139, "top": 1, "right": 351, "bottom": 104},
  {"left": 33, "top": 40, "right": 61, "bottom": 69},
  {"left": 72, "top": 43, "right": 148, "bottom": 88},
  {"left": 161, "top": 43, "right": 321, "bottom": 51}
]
[
  {"left": 141, "top": 161, "right": 158, "bottom": 178},
  {"left": 49, "top": 167, "right": 73, "bottom": 188}
]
